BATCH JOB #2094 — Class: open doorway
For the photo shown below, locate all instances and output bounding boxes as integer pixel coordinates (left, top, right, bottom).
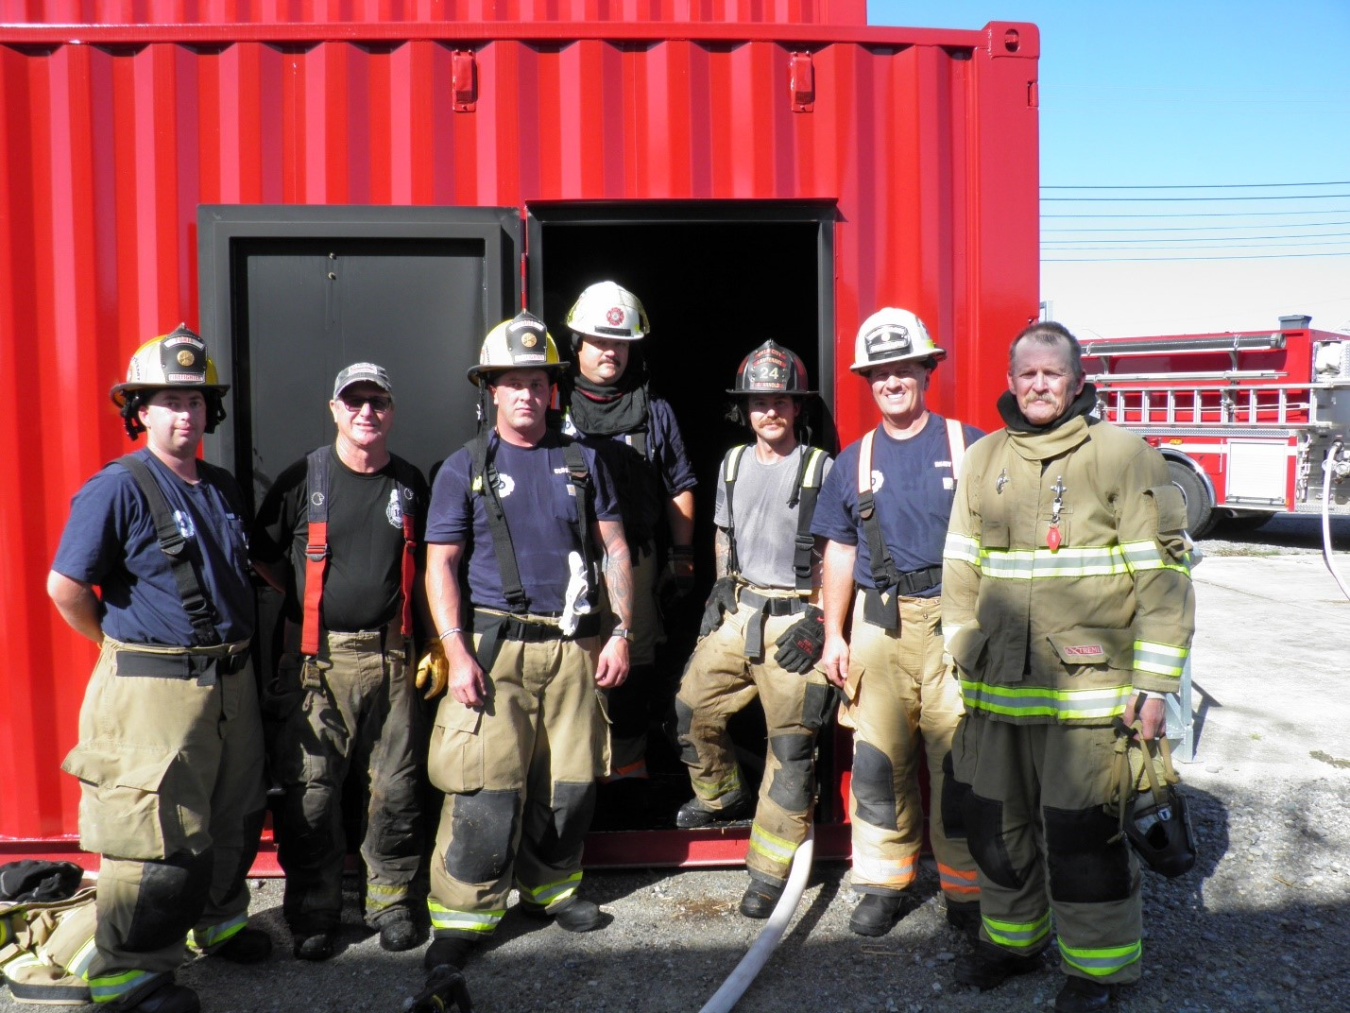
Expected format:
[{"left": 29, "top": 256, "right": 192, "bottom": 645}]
[{"left": 528, "top": 202, "right": 840, "bottom": 832}]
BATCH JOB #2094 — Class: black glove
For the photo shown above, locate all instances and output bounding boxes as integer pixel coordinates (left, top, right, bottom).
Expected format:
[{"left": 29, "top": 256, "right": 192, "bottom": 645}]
[
  {"left": 699, "top": 576, "right": 739, "bottom": 638},
  {"left": 773, "top": 605, "right": 825, "bottom": 674}
]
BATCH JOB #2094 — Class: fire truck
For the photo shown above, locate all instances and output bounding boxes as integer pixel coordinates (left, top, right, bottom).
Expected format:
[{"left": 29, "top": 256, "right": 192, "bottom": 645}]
[{"left": 1083, "top": 315, "right": 1350, "bottom": 537}]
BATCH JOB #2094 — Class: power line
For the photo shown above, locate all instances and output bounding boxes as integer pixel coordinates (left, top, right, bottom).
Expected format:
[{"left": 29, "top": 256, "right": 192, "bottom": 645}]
[
  {"left": 1044, "top": 251, "right": 1350, "bottom": 263},
  {"left": 1042, "top": 193, "right": 1350, "bottom": 202},
  {"left": 1044, "top": 221, "right": 1350, "bottom": 233},
  {"left": 1042, "top": 209, "right": 1350, "bottom": 218},
  {"left": 1043, "top": 234, "right": 1350, "bottom": 246},
  {"left": 1042, "top": 181, "right": 1350, "bottom": 190}
]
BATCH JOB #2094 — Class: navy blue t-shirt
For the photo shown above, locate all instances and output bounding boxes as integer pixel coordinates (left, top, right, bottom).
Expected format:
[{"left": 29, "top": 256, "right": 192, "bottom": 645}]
[
  {"left": 563, "top": 397, "right": 696, "bottom": 549},
  {"left": 51, "top": 448, "right": 256, "bottom": 644},
  {"left": 811, "top": 414, "right": 984, "bottom": 597},
  {"left": 426, "top": 432, "right": 621, "bottom": 614}
]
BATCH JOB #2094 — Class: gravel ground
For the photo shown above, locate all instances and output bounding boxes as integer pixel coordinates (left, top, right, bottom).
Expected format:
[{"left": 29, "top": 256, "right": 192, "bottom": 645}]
[{"left": 5, "top": 516, "right": 1348, "bottom": 1013}]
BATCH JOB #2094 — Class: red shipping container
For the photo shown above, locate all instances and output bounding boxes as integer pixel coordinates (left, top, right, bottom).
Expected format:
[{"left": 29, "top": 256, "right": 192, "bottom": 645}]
[{"left": 0, "top": 2, "right": 1039, "bottom": 866}]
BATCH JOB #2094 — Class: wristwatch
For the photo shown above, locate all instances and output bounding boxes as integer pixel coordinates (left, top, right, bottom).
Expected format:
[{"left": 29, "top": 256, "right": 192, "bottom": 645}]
[{"left": 610, "top": 626, "right": 633, "bottom": 642}]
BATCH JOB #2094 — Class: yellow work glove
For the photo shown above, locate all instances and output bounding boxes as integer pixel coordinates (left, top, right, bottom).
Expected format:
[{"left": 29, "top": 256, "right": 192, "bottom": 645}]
[{"left": 415, "top": 639, "right": 449, "bottom": 700}]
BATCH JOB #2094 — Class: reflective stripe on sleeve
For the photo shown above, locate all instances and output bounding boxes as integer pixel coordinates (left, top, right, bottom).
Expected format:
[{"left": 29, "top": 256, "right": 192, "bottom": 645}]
[
  {"left": 1133, "top": 640, "right": 1188, "bottom": 678},
  {"left": 943, "top": 532, "right": 981, "bottom": 566}
]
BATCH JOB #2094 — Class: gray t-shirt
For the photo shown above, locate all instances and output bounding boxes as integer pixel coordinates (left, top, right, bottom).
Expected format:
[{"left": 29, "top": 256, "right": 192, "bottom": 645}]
[{"left": 714, "top": 444, "right": 834, "bottom": 590}]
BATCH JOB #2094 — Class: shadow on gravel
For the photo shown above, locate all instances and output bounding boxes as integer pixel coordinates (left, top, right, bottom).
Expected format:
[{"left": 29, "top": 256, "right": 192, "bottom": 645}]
[{"left": 1203, "top": 512, "right": 1350, "bottom": 552}]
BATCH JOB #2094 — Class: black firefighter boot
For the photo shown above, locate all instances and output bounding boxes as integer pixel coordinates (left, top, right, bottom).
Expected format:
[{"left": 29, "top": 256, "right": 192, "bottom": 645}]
[{"left": 1055, "top": 976, "right": 1115, "bottom": 1012}]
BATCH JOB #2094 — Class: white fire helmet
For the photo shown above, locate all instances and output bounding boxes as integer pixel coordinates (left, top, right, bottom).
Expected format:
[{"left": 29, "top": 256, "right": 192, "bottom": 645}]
[
  {"left": 849, "top": 307, "right": 946, "bottom": 373},
  {"left": 565, "top": 281, "right": 650, "bottom": 341}
]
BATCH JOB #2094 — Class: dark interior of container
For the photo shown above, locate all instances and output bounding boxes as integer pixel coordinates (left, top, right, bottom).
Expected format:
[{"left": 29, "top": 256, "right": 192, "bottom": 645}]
[{"left": 532, "top": 211, "right": 838, "bottom": 830}]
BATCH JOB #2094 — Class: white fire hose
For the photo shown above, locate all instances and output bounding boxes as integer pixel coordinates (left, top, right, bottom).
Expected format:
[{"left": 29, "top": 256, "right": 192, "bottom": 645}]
[
  {"left": 697, "top": 826, "right": 815, "bottom": 1013},
  {"left": 1321, "top": 440, "right": 1350, "bottom": 601}
]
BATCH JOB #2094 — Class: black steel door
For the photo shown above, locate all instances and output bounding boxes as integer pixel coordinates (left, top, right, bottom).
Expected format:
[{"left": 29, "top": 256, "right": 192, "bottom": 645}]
[{"left": 198, "top": 205, "right": 521, "bottom": 508}]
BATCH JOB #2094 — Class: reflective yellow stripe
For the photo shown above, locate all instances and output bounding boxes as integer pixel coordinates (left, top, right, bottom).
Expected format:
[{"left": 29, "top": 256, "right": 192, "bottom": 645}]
[
  {"left": 1133, "top": 640, "right": 1188, "bottom": 678},
  {"left": 747, "top": 824, "right": 798, "bottom": 865},
  {"left": 982, "top": 910, "right": 1051, "bottom": 951},
  {"left": 982, "top": 545, "right": 1131, "bottom": 579},
  {"left": 850, "top": 853, "right": 917, "bottom": 889},
  {"left": 960, "top": 679, "right": 1133, "bottom": 721},
  {"left": 690, "top": 769, "right": 743, "bottom": 797},
  {"left": 516, "top": 872, "right": 582, "bottom": 908},
  {"left": 366, "top": 882, "right": 408, "bottom": 911},
  {"left": 89, "top": 969, "right": 157, "bottom": 1002},
  {"left": 1059, "top": 938, "right": 1142, "bottom": 977},
  {"left": 427, "top": 901, "right": 504, "bottom": 934},
  {"left": 187, "top": 912, "right": 247, "bottom": 952},
  {"left": 67, "top": 935, "right": 99, "bottom": 979}
]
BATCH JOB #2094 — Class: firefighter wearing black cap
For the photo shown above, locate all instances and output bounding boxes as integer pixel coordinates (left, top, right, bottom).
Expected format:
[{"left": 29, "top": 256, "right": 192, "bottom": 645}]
[
  {"left": 418, "top": 312, "right": 632, "bottom": 981},
  {"left": 673, "top": 340, "right": 834, "bottom": 917},
  {"left": 47, "top": 326, "right": 269, "bottom": 1013},
  {"left": 558, "top": 282, "right": 697, "bottom": 802},
  {"left": 944, "top": 322, "right": 1195, "bottom": 1012},
  {"left": 250, "top": 362, "right": 429, "bottom": 961},
  {"left": 811, "top": 308, "right": 984, "bottom": 939}
]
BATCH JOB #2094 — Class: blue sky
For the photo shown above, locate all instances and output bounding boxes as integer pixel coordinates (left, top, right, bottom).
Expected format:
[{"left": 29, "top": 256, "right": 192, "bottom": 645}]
[{"left": 869, "top": 1, "right": 1350, "bottom": 337}]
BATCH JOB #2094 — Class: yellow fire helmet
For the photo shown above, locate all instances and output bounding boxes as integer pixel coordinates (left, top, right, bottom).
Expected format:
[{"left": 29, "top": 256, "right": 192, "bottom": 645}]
[
  {"left": 467, "top": 311, "right": 567, "bottom": 387},
  {"left": 849, "top": 307, "right": 946, "bottom": 373},
  {"left": 110, "top": 324, "right": 229, "bottom": 407},
  {"left": 565, "top": 281, "right": 650, "bottom": 341}
]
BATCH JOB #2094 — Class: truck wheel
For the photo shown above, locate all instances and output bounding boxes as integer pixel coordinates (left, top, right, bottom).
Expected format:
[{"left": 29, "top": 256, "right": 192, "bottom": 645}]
[
  {"left": 1167, "top": 460, "right": 1214, "bottom": 538},
  {"left": 1218, "top": 511, "right": 1272, "bottom": 533}
]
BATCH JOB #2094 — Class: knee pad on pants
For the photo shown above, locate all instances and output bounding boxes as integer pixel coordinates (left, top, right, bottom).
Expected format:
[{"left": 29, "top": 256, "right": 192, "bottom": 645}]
[
  {"left": 444, "top": 790, "right": 519, "bottom": 884},
  {"left": 532, "top": 781, "right": 596, "bottom": 867},
  {"left": 767, "top": 734, "right": 814, "bottom": 812},
  {"left": 123, "top": 850, "right": 213, "bottom": 953},
  {"left": 851, "top": 742, "right": 897, "bottom": 830},
  {"left": 940, "top": 752, "right": 971, "bottom": 840},
  {"left": 964, "top": 794, "right": 1029, "bottom": 891},
  {"left": 1044, "top": 805, "right": 1133, "bottom": 903},
  {"left": 674, "top": 698, "right": 699, "bottom": 767}
]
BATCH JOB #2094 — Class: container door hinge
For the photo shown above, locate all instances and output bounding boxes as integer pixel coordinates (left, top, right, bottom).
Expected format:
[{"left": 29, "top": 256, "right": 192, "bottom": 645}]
[
  {"left": 452, "top": 50, "right": 477, "bottom": 112},
  {"left": 789, "top": 52, "right": 814, "bottom": 113}
]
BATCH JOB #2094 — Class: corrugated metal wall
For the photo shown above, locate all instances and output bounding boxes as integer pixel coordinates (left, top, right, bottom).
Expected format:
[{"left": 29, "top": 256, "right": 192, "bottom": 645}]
[{"left": 0, "top": 13, "right": 1038, "bottom": 848}]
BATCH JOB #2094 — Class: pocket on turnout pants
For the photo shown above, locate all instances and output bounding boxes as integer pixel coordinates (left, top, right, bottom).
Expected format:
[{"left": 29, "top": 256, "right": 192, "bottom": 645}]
[
  {"left": 428, "top": 701, "right": 485, "bottom": 794},
  {"left": 60, "top": 747, "right": 181, "bottom": 860}
]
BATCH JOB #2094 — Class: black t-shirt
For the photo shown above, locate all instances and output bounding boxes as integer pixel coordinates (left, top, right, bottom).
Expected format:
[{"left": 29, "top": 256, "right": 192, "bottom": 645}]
[{"left": 251, "top": 450, "right": 429, "bottom": 632}]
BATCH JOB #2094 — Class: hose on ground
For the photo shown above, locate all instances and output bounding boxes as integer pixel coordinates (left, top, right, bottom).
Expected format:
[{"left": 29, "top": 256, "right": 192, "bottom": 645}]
[
  {"left": 1321, "top": 440, "right": 1350, "bottom": 601},
  {"left": 698, "top": 826, "right": 814, "bottom": 1013}
]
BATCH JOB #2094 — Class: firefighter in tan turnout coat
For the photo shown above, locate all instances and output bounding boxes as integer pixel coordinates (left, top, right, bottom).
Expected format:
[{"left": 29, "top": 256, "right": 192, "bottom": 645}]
[{"left": 943, "top": 321, "right": 1195, "bottom": 1013}]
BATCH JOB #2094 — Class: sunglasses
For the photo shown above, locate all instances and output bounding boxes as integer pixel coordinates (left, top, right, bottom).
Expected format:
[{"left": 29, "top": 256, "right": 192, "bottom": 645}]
[{"left": 338, "top": 394, "right": 392, "bottom": 413}]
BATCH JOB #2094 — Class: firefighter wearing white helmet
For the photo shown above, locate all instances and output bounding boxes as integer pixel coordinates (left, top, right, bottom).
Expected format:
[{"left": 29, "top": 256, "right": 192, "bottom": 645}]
[
  {"left": 558, "top": 282, "right": 697, "bottom": 824},
  {"left": 811, "top": 307, "right": 985, "bottom": 939},
  {"left": 419, "top": 311, "right": 633, "bottom": 979},
  {"left": 48, "top": 326, "right": 269, "bottom": 1013}
]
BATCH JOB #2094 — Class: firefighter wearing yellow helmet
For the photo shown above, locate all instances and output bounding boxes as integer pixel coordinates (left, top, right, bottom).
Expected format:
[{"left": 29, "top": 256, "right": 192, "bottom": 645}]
[
  {"left": 418, "top": 311, "right": 633, "bottom": 981},
  {"left": 558, "top": 282, "right": 698, "bottom": 823},
  {"left": 811, "top": 307, "right": 985, "bottom": 939},
  {"left": 48, "top": 326, "right": 269, "bottom": 1013}
]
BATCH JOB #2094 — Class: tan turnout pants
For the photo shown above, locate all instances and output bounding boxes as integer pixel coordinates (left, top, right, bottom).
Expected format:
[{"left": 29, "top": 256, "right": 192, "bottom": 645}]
[
  {"left": 843, "top": 595, "right": 978, "bottom": 903},
  {"left": 426, "top": 632, "right": 608, "bottom": 940},
  {"left": 676, "top": 599, "right": 835, "bottom": 884},
  {"left": 61, "top": 639, "right": 265, "bottom": 1006}
]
